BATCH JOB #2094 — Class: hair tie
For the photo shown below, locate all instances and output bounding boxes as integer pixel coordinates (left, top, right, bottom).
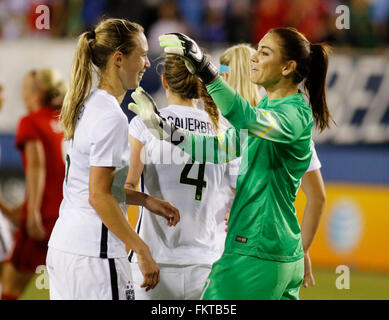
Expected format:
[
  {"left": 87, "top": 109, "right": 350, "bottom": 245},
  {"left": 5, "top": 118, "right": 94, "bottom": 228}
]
[
  {"left": 310, "top": 43, "right": 317, "bottom": 55},
  {"left": 219, "top": 64, "right": 229, "bottom": 73},
  {"left": 88, "top": 30, "right": 96, "bottom": 40}
]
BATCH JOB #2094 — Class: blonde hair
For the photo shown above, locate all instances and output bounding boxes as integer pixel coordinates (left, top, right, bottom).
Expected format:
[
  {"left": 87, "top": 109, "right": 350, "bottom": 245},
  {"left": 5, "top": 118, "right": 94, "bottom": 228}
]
[
  {"left": 220, "top": 44, "right": 262, "bottom": 107},
  {"left": 30, "top": 68, "right": 67, "bottom": 110},
  {"left": 60, "top": 18, "right": 144, "bottom": 140}
]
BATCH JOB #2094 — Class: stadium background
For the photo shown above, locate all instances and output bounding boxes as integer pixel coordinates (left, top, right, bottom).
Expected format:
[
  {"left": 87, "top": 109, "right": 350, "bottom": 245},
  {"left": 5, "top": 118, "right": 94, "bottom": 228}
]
[{"left": 0, "top": 0, "right": 388, "bottom": 300}]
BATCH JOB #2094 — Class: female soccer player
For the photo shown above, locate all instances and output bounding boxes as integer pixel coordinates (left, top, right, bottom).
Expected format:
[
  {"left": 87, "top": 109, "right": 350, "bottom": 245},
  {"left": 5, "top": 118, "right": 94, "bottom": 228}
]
[
  {"left": 129, "top": 27, "right": 332, "bottom": 299},
  {"left": 126, "top": 55, "right": 239, "bottom": 300},
  {"left": 0, "top": 83, "right": 16, "bottom": 296},
  {"left": 46, "top": 18, "right": 179, "bottom": 300},
  {"left": 0, "top": 69, "right": 66, "bottom": 300},
  {"left": 219, "top": 43, "right": 326, "bottom": 289}
]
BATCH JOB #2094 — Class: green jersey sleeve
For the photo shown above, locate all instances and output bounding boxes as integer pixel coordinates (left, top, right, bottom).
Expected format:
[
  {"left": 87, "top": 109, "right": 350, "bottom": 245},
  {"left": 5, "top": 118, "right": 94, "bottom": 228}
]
[
  {"left": 206, "top": 77, "right": 308, "bottom": 144},
  {"left": 178, "top": 125, "right": 245, "bottom": 164}
]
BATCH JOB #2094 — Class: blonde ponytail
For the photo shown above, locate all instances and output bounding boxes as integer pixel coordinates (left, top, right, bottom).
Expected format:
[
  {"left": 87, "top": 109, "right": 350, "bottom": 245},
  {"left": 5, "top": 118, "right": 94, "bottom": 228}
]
[
  {"left": 220, "top": 44, "right": 262, "bottom": 107},
  {"left": 60, "top": 32, "right": 93, "bottom": 140}
]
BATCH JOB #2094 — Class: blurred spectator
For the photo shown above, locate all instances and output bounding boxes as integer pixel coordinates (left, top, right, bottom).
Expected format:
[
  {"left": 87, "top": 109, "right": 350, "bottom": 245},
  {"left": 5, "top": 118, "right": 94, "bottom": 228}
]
[
  {"left": 104, "top": 0, "right": 149, "bottom": 30},
  {"left": 50, "top": 0, "right": 68, "bottom": 37},
  {"left": 199, "top": 0, "right": 228, "bottom": 43},
  {"left": 66, "top": 0, "right": 84, "bottom": 37},
  {"left": 348, "top": 0, "right": 378, "bottom": 47},
  {"left": 147, "top": 0, "right": 189, "bottom": 55},
  {"left": 285, "top": 0, "right": 331, "bottom": 43},
  {"left": 251, "top": 0, "right": 291, "bottom": 43},
  {"left": 225, "top": 0, "right": 253, "bottom": 43},
  {"left": 321, "top": 0, "right": 348, "bottom": 46},
  {"left": 1, "top": 0, "right": 69, "bottom": 39},
  {"left": 176, "top": 0, "right": 206, "bottom": 38},
  {"left": 0, "top": 0, "right": 28, "bottom": 40},
  {"left": 0, "top": 0, "right": 387, "bottom": 48},
  {"left": 371, "top": 0, "right": 389, "bottom": 44},
  {"left": 81, "top": 0, "right": 105, "bottom": 31}
]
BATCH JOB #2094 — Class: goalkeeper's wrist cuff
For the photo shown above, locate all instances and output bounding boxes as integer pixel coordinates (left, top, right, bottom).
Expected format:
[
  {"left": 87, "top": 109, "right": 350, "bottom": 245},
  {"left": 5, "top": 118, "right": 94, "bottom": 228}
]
[{"left": 197, "top": 60, "right": 219, "bottom": 85}]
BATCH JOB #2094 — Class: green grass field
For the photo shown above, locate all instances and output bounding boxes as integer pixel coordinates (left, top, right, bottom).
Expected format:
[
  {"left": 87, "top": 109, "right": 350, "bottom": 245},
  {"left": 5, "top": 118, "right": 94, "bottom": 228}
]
[
  {"left": 299, "top": 268, "right": 389, "bottom": 300},
  {"left": 19, "top": 267, "right": 389, "bottom": 300}
]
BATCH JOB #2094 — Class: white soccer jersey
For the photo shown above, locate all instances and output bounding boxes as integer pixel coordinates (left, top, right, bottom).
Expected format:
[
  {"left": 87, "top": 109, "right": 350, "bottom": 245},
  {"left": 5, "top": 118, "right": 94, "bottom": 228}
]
[
  {"left": 0, "top": 210, "right": 13, "bottom": 262},
  {"left": 48, "top": 89, "right": 130, "bottom": 258},
  {"left": 129, "top": 105, "right": 239, "bottom": 265},
  {"left": 307, "top": 141, "right": 322, "bottom": 172}
]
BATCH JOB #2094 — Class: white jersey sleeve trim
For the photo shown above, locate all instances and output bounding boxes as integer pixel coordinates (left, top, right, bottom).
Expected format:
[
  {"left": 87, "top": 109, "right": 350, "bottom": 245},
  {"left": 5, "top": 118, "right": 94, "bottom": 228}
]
[{"left": 307, "top": 140, "right": 321, "bottom": 172}]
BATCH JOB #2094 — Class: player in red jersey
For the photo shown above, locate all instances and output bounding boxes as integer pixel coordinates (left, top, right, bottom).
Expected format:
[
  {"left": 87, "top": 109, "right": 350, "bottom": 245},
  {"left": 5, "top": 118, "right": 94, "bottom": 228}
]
[
  {"left": 0, "top": 82, "right": 18, "bottom": 297},
  {"left": 0, "top": 69, "right": 66, "bottom": 300}
]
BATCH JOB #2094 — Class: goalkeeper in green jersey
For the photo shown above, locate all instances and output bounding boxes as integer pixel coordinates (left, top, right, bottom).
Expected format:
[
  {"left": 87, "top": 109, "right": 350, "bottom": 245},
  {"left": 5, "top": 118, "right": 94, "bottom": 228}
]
[{"left": 129, "top": 27, "right": 332, "bottom": 300}]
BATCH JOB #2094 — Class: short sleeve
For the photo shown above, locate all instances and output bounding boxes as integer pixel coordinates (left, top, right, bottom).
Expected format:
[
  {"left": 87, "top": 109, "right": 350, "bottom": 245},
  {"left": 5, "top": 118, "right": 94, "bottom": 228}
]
[
  {"left": 226, "top": 157, "right": 241, "bottom": 189},
  {"left": 128, "top": 115, "right": 148, "bottom": 145},
  {"left": 15, "top": 116, "right": 40, "bottom": 149},
  {"left": 89, "top": 113, "right": 128, "bottom": 167},
  {"left": 306, "top": 141, "right": 321, "bottom": 172}
]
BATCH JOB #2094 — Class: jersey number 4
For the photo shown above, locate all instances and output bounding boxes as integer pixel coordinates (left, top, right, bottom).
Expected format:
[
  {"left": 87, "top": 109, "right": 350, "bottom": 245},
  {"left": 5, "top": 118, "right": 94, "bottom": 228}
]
[{"left": 180, "top": 162, "right": 207, "bottom": 201}]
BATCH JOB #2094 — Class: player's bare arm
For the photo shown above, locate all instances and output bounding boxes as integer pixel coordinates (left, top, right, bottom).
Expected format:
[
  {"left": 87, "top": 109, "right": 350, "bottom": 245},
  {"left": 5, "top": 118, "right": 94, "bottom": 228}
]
[
  {"left": 25, "top": 140, "right": 46, "bottom": 240},
  {"left": 300, "top": 169, "right": 326, "bottom": 288},
  {"left": 125, "top": 135, "right": 180, "bottom": 227},
  {"left": 89, "top": 165, "right": 160, "bottom": 291}
]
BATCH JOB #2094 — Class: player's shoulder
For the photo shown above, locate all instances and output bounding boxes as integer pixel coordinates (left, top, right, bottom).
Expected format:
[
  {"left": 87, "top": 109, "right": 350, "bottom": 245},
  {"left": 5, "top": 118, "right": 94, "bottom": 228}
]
[
  {"left": 129, "top": 114, "right": 143, "bottom": 126},
  {"left": 17, "top": 112, "right": 35, "bottom": 129},
  {"left": 18, "top": 113, "right": 32, "bottom": 123},
  {"left": 287, "top": 93, "right": 312, "bottom": 117},
  {"left": 84, "top": 89, "right": 126, "bottom": 123},
  {"left": 275, "top": 93, "right": 313, "bottom": 127},
  {"left": 161, "top": 104, "right": 206, "bottom": 118},
  {"left": 86, "top": 89, "right": 120, "bottom": 113},
  {"left": 128, "top": 114, "right": 146, "bottom": 136}
]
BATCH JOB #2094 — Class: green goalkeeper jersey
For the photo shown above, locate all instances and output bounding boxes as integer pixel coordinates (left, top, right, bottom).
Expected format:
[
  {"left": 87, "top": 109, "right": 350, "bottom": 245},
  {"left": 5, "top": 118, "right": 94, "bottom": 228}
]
[{"left": 179, "top": 77, "right": 313, "bottom": 262}]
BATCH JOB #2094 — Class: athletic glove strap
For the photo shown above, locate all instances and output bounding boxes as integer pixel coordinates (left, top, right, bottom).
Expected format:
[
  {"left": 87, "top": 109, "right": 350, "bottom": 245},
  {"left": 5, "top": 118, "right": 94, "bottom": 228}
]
[{"left": 196, "top": 59, "right": 219, "bottom": 85}]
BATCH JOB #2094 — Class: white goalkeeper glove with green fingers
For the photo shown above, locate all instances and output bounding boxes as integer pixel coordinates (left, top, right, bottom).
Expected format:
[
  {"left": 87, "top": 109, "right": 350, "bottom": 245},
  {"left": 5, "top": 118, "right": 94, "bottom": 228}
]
[
  {"left": 159, "top": 33, "right": 219, "bottom": 85},
  {"left": 128, "top": 87, "right": 186, "bottom": 145}
]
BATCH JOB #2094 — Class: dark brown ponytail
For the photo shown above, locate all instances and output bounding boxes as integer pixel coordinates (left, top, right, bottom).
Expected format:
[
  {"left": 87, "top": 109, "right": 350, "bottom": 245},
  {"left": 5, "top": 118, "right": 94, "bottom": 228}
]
[
  {"left": 305, "top": 43, "right": 333, "bottom": 131},
  {"left": 269, "top": 27, "right": 334, "bottom": 132}
]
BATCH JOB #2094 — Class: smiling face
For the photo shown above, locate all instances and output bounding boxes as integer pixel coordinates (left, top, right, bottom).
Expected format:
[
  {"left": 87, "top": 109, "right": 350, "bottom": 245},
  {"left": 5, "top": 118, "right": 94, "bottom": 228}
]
[
  {"left": 119, "top": 32, "right": 150, "bottom": 90},
  {"left": 250, "top": 32, "right": 293, "bottom": 89}
]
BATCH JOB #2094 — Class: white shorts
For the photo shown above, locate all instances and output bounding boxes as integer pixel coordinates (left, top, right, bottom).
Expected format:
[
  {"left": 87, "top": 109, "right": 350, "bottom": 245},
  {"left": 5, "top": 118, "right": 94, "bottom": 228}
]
[
  {"left": 130, "top": 262, "right": 211, "bottom": 300},
  {"left": 0, "top": 211, "right": 13, "bottom": 262},
  {"left": 46, "top": 247, "right": 134, "bottom": 300}
]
